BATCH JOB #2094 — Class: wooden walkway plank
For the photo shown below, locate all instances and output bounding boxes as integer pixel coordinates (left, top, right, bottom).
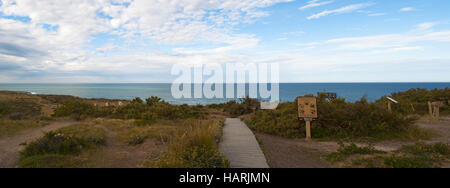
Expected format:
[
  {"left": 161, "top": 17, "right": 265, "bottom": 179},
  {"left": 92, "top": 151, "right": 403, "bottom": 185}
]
[{"left": 219, "top": 118, "right": 269, "bottom": 168}]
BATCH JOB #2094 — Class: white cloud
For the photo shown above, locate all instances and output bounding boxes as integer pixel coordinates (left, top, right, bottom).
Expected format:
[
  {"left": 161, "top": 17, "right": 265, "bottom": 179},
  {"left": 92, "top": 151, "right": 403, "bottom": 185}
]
[
  {"left": 307, "top": 3, "right": 372, "bottom": 20},
  {"left": 400, "top": 7, "right": 416, "bottom": 12},
  {"left": 307, "top": 23, "right": 450, "bottom": 52},
  {"left": 0, "top": 0, "right": 293, "bottom": 82},
  {"left": 299, "top": 0, "right": 333, "bottom": 10},
  {"left": 368, "top": 13, "right": 386, "bottom": 17},
  {"left": 416, "top": 22, "right": 437, "bottom": 31}
]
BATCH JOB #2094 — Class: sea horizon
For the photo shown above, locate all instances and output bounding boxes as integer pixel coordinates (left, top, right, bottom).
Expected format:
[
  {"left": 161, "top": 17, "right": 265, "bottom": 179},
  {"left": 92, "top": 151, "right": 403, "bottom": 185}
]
[{"left": 1, "top": 82, "right": 449, "bottom": 105}]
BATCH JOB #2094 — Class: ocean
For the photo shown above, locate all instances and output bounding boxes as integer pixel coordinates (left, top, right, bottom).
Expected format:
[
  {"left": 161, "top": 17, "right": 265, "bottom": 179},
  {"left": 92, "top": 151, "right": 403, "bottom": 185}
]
[{"left": 0, "top": 83, "right": 449, "bottom": 105}]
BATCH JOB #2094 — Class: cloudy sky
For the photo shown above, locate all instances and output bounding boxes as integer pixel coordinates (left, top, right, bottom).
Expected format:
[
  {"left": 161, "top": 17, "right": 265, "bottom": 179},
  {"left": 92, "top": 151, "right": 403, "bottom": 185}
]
[{"left": 0, "top": 0, "right": 449, "bottom": 83}]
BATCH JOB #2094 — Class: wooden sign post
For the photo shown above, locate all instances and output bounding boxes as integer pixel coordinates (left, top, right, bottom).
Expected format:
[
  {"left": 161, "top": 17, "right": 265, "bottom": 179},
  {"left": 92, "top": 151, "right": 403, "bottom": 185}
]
[
  {"left": 428, "top": 101, "right": 444, "bottom": 120},
  {"left": 297, "top": 97, "right": 318, "bottom": 141},
  {"left": 386, "top": 97, "right": 398, "bottom": 113}
]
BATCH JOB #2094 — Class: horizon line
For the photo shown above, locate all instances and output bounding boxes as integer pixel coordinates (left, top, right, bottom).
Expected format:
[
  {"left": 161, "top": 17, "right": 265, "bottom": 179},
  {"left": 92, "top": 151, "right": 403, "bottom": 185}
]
[{"left": 1, "top": 82, "right": 450, "bottom": 84}]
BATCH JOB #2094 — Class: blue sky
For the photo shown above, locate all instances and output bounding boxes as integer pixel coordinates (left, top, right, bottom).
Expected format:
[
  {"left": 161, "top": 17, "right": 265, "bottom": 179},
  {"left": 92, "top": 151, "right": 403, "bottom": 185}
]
[{"left": 0, "top": 0, "right": 449, "bottom": 83}]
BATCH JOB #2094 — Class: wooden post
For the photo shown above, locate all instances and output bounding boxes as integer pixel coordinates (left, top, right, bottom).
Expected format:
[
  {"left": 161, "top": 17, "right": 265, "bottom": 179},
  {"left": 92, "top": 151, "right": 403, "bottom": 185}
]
[
  {"left": 434, "top": 105, "right": 440, "bottom": 119},
  {"left": 387, "top": 101, "right": 392, "bottom": 113},
  {"left": 428, "top": 102, "right": 433, "bottom": 118},
  {"left": 305, "top": 120, "right": 312, "bottom": 141}
]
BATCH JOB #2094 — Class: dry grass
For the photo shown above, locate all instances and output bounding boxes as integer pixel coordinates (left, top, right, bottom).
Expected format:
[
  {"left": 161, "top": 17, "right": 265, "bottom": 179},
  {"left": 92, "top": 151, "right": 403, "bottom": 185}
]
[
  {"left": 144, "top": 119, "right": 229, "bottom": 168},
  {"left": 0, "top": 118, "right": 50, "bottom": 137}
]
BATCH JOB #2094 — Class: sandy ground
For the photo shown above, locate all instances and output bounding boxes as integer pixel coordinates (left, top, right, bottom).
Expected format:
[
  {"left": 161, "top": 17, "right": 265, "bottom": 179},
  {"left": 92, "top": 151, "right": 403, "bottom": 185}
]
[
  {"left": 85, "top": 125, "right": 165, "bottom": 168},
  {"left": 255, "top": 133, "right": 333, "bottom": 168},
  {"left": 0, "top": 121, "right": 77, "bottom": 168},
  {"left": 255, "top": 117, "right": 450, "bottom": 168}
]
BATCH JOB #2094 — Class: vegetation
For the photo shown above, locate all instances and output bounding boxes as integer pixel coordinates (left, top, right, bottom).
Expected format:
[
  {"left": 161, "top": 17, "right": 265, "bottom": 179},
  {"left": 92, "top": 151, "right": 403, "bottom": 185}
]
[
  {"left": 346, "top": 142, "right": 449, "bottom": 168},
  {"left": 245, "top": 95, "right": 434, "bottom": 140},
  {"left": 19, "top": 124, "right": 106, "bottom": 168},
  {"left": 145, "top": 120, "right": 229, "bottom": 168},
  {"left": 51, "top": 96, "right": 205, "bottom": 121},
  {"left": 94, "top": 118, "right": 176, "bottom": 145},
  {"left": 0, "top": 119, "right": 49, "bottom": 137},
  {"left": 0, "top": 99, "right": 42, "bottom": 120},
  {"left": 326, "top": 142, "right": 386, "bottom": 162},
  {"left": 53, "top": 101, "right": 98, "bottom": 120},
  {"left": 208, "top": 96, "right": 260, "bottom": 117},
  {"left": 1, "top": 89, "right": 448, "bottom": 168},
  {"left": 378, "top": 88, "right": 450, "bottom": 115}
]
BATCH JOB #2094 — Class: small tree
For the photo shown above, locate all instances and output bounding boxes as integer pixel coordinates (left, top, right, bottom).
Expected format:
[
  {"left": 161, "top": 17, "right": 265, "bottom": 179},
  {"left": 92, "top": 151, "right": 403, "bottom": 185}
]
[{"left": 146, "top": 96, "right": 162, "bottom": 107}]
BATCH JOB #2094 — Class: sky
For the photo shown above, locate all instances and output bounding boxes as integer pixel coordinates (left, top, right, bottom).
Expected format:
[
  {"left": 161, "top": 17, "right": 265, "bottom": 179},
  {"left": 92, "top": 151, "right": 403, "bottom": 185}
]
[{"left": 0, "top": 0, "right": 449, "bottom": 83}]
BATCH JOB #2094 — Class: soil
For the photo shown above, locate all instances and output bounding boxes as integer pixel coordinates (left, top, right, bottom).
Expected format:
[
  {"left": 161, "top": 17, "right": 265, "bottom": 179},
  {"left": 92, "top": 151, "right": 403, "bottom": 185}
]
[
  {"left": 255, "top": 133, "right": 334, "bottom": 168},
  {"left": 255, "top": 116, "right": 450, "bottom": 168},
  {"left": 0, "top": 121, "right": 77, "bottom": 168}
]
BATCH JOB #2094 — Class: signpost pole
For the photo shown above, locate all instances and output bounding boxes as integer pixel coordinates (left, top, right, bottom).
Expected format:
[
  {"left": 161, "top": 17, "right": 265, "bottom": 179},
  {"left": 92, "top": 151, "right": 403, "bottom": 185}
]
[
  {"left": 434, "top": 105, "right": 440, "bottom": 120},
  {"left": 305, "top": 120, "right": 312, "bottom": 141},
  {"left": 388, "top": 101, "right": 392, "bottom": 113},
  {"left": 428, "top": 102, "right": 433, "bottom": 118}
]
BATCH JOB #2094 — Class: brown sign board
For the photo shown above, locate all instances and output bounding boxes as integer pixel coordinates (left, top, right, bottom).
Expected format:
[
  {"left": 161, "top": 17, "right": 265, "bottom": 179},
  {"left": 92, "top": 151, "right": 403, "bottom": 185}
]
[
  {"left": 432, "top": 101, "right": 445, "bottom": 107},
  {"left": 297, "top": 97, "right": 318, "bottom": 119}
]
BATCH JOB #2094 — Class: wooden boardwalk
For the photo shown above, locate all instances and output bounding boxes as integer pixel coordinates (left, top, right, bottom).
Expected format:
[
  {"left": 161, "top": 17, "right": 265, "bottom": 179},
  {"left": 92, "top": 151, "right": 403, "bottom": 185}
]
[{"left": 219, "top": 118, "right": 270, "bottom": 168}]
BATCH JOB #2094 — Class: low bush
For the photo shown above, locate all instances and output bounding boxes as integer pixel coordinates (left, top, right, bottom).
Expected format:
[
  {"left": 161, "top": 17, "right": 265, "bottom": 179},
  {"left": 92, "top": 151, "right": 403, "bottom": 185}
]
[
  {"left": 383, "top": 155, "right": 436, "bottom": 168},
  {"left": 127, "top": 134, "right": 146, "bottom": 146},
  {"left": 377, "top": 88, "right": 450, "bottom": 115},
  {"left": 222, "top": 97, "right": 260, "bottom": 117},
  {"left": 349, "top": 143, "right": 449, "bottom": 168},
  {"left": 0, "top": 99, "right": 42, "bottom": 119},
  {"left": 398, "top": 142, "right": 449, "bottom": 158},
  {"left": 19, "top": 124, "right": 106, "bottom": 166},
  {"left": 51, "top": 97, "right": 205, "bottom": 121},
  {"left": 21, "top": 132, "right": 84, "bottom": 157},
  {"left": 114, "top": 98, "right": 204, "bottom": 120},
  {"left": 53, "top": 101, "right": 97, "bottom": 120},
  {"left": 246, "top": 96, "right": 428, "bottom": 140},
  {"left": 326, "top": 142, "right": 386, "bottom": 162}
]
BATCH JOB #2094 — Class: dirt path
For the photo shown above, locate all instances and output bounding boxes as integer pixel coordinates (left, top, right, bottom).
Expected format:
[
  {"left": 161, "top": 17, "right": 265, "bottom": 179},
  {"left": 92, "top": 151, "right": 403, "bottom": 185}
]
[
  {"left": 255, "top": 133, "right": 333, "bottom": 168},
  {"left": 219, "top": 118, "right": 269, "bottom": 168},
  {"left": 255, "top": 117, "right": 450, "bottom": 168},
  {"left": 0, "top": 121, "right": 77, "bottom": 168}
]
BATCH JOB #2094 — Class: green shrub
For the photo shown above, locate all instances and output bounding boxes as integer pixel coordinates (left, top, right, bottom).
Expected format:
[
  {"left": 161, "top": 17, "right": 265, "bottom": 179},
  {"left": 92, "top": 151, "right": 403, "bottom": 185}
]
[
  {"left": 222, "top": 97, "right": 260, "bottom": 117},
  {"left": 128, "top": 135, "right": 146, "bottom": 146},
  {"left": 349, "top": 143, "right": 449, "bottom": 168},
  {"left": 21, "top": 132, "right": 83, "bottom": 158},
  {"left": 0, "top": 99, "right": 42, "bottom": 119},
  {"left": 53, "top": 101, "right": 97, "bottom": 120},
  {"left": 378, "top": 88, "right": 450, "bottom": 115},
  {"left": 146, "top": 96, "right": 162, "bottom": 106},
  {"left": 20, "top": 124, "right": 106, "bottom": 159},
  {"left": 114, "top": 97, "right": 204, "bottom": 120},
  {"left": 399, "top": 142, "right": 449, "bottom": 158},
  {"left": 247, "top": 96, "right": 422, "bottom": 140},
  {"left": 327, "top": 142, "right": 385, "bottom": 162},
  {"left": 383, "top": 155, "right": 436, "bottom": 168}
]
